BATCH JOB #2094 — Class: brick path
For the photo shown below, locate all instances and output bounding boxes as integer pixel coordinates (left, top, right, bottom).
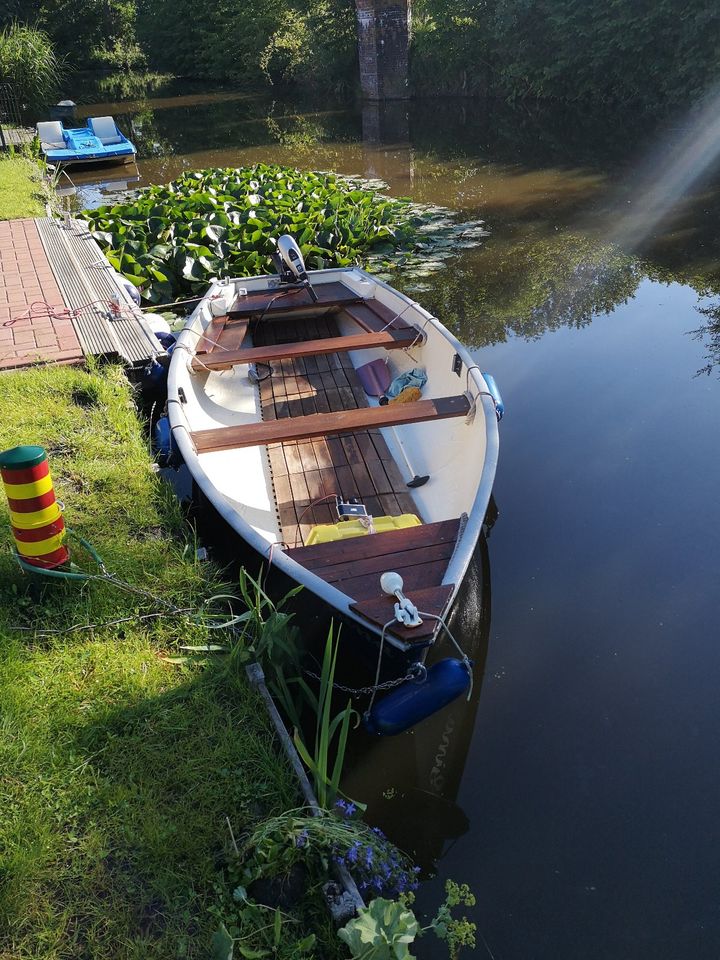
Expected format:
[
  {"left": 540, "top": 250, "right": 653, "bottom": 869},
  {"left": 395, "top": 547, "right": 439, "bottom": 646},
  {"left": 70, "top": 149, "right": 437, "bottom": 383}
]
[{"left": 0, "top": 218, "right": 84, "bottom": 371}]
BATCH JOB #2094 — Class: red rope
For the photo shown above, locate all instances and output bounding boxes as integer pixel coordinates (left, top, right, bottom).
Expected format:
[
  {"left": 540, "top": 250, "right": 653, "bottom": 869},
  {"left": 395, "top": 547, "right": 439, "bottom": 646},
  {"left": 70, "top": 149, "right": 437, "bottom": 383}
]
[{"left": 3, "top": 298, "right": 131, "bottom": 328}]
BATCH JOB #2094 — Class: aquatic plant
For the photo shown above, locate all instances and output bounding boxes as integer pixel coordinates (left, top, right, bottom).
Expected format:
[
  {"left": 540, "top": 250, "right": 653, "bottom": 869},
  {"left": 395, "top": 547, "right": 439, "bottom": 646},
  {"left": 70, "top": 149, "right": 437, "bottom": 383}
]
[
  {"left": 79, "top": 163, "right": 489, "bottom": 304},
  {"left": 291, "top": 625, "right": 357, "bottom": 810},
  {"left": 79, "top": 164, "right": 418, "bottom": 303},
  {"left": 239, "top": 805, "right": 419, "bottom": 900}
]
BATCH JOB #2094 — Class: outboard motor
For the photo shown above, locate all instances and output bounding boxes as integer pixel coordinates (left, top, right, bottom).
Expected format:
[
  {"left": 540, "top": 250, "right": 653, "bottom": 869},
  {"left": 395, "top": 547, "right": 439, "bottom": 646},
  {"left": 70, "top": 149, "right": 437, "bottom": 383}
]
[{"left": 274, "top": 234, "right": 318, "bottom": 302}]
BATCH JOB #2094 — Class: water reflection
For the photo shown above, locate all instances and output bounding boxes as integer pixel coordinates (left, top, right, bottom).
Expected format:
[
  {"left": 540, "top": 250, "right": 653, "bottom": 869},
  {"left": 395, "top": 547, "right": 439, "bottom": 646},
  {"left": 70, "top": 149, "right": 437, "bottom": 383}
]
[
  {"left": 67, "top": 81, "right": 720, "bottom": 957},
  {"left": 341, "top": 535, "right": 492, "bottom": 875},
  {"left": 690, "top": 297, "right": 720, "bottom": 376}
]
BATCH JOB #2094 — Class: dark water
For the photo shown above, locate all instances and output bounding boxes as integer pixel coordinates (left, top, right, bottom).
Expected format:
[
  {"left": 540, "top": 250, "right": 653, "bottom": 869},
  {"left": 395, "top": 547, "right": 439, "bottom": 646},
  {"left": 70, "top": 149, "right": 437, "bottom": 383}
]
[{"left": 72, "top": 84, "right": 720, "bottom": 958}]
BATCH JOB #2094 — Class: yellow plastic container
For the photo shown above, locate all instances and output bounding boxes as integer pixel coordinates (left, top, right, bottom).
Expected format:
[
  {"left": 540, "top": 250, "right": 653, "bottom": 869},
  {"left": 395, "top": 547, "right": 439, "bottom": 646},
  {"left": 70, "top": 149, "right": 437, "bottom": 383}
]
[{"left": 305, "top": 514, "right": 421, "bottom": 545}]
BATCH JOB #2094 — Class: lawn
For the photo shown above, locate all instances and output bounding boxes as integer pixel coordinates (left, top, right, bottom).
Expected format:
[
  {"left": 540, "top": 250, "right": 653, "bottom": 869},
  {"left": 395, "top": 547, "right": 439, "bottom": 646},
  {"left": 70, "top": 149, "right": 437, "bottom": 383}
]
[
  {"left": 0, "top": 154, "right": 47, "bottom": 220},
  {"left": 0, "top": 365, "right": 309, "bottom": 958}
]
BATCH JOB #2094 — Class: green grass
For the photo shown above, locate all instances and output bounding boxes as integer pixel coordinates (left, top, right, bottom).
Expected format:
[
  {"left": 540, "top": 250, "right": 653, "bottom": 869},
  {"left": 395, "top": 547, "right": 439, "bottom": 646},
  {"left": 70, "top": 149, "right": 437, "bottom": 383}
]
[
  {"left": 0, "top": 155, "right": 46, "bottom": 220},
  {"left": 0, "top": 365, "right": 308, "bottom": 958}
]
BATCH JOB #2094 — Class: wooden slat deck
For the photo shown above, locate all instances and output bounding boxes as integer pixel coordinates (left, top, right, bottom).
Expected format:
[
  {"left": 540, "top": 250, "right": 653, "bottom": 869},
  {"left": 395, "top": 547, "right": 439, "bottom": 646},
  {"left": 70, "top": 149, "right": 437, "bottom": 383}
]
[
  {"left": 35, "top": 218, "right": 161, "bottom": 369},
  {"left": 246, "top": 312, "right": 423, "bottom": 547},
  {"left": 0, "top": 126, "right": 34, "bottom": 149}
]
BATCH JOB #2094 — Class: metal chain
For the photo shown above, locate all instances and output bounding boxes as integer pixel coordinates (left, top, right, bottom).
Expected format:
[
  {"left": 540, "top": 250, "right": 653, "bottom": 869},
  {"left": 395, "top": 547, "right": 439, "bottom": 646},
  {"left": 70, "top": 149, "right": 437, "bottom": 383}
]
[{"left": 303, "top": 665, "right": 423, "bottom": 696}]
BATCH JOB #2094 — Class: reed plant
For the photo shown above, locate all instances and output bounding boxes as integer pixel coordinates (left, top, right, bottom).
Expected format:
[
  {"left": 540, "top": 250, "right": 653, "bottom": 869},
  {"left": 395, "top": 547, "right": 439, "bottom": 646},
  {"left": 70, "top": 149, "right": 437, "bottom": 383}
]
[
  {"left": 292, "top": 625, "right": 357, "bottom": 810},
  {"left": 221, "top": 573, "right": 356, "bottom": 811},
  {"left": 0, "top": 23, "right": 64, "bottom": 115}
]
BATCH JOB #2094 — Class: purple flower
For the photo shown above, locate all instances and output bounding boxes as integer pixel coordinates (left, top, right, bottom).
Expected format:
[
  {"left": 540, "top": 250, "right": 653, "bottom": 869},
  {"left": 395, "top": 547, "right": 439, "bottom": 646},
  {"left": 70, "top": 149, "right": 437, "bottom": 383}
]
[{"left": 295, "top": 829, "right": 309, "bottom": 848}]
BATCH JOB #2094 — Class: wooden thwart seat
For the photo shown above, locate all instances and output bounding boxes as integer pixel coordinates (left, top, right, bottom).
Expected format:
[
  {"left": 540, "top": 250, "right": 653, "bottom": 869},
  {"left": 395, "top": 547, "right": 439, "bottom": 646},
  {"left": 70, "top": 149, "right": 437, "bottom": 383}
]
[
  {"left": 191, "top": 327, "right": 418, "bottom": 371},
  {"left": 228, "top": 281, "right": 362, "bottom": 318},
  {"left": 194, "top": 316, "right": 249, "bottom": 356},
  {"left": 190, "top": 394, "right": 471, "bottom": 453}
]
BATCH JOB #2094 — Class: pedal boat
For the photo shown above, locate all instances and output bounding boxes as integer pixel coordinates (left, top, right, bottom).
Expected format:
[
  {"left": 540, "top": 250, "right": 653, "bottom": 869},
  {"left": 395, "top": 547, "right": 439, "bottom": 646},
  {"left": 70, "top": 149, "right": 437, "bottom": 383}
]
[{"left": 36, "top": 116, "right": 136, "bottom": 167}]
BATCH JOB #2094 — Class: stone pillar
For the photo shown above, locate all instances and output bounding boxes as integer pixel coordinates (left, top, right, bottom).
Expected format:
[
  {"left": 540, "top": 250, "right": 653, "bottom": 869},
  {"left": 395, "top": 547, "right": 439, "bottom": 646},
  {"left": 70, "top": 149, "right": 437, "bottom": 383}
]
[{"left": 356, "top": 0, "right": 411, "bottom": 100}]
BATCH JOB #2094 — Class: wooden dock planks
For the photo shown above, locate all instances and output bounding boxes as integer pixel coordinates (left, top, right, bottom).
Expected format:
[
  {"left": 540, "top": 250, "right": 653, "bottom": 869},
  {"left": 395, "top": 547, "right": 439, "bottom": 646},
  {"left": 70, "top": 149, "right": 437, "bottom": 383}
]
[{"left": 35, "top": 218, "right": 160, "bottom": 369}]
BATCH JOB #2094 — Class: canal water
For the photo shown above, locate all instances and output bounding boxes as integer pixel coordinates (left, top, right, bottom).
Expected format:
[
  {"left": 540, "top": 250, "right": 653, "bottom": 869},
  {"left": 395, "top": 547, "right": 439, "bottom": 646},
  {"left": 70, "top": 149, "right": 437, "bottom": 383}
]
[{"left": 72, "top": 85, "right": 720, "bottom": 958}]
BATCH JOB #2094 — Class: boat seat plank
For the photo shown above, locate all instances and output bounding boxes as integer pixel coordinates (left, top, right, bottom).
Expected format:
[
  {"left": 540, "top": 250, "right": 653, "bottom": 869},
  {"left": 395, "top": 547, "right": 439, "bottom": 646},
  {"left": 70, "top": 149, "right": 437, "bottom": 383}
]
[
  {"left": 341, "top": 300, "right": 407, "bottom": 333},
  {"left": 336, "top": 559, "right": 451, "bottom": 602},
  {"left": 301, "top": 538, "right": 456, "bottom": 585},
  {"left": 351, "top": 585, "right": 455, "bottom": 643},
  {"left": 190, "top": 327, "right": 417, "bottom": 371},
  {"left": 229, "top": 281, "right": 362, "bottom": 318},
  {"left": 190, "top": 395, "right": 470, "bottom": 453},
  {"left": 195, "top": 316, "right": 249, "bottom": 355}
]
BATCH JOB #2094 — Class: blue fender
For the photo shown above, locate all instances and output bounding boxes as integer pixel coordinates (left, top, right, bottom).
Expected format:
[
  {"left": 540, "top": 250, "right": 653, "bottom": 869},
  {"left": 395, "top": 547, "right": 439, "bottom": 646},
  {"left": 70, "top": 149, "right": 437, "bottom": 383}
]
[
  {"left": 153, "top": 415, "right": 180, "bottom": 467},
  {"left": 364, "top": 658, "right": 472, "bottom": 736},
  {"left": 481, "top": 372, "right": 504, "bottom": 421}
]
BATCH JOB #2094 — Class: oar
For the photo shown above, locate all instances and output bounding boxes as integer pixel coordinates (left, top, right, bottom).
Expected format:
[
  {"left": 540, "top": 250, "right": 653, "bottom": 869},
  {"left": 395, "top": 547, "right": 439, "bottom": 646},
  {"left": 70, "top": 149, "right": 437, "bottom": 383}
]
[{"left": 389, "top": 426, "right": 430, "bottom": 487}]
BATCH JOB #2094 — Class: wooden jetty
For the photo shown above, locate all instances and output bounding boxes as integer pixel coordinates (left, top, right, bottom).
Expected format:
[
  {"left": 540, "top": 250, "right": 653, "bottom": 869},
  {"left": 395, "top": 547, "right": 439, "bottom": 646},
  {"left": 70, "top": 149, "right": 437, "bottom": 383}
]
[
  {"left": 0, "top": 125, "right": 34, "bottom": 150},
  {"left": 0, "top": 217, "right": 160, "bottom": 373}
]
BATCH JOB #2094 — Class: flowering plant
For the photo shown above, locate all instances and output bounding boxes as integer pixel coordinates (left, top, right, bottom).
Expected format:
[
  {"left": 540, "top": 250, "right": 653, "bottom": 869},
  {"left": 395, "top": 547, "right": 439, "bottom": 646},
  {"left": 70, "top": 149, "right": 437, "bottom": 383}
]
[{"left": 241, "top": 803, "right": 420, "bottom": 900}]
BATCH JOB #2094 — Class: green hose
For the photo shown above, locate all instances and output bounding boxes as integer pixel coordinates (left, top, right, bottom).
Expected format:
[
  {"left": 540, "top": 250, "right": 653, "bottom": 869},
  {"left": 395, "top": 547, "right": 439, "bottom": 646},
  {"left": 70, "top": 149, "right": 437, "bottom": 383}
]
[{"left": 13, "top": 527, "right": 105, "bottom": 581}]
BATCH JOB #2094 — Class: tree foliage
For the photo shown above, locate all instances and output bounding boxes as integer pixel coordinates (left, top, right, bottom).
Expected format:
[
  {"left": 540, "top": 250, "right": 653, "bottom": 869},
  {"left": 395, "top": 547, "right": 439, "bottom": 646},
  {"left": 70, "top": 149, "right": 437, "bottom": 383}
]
[
  {"left": 2, "top": 0, "right": 719, "bottom": 109},
  {"left": 137, "top": 0, "right": 356, "bottom": 91},
  {"left": 412, "top": 0, "right": 720, "bottom": 110}
]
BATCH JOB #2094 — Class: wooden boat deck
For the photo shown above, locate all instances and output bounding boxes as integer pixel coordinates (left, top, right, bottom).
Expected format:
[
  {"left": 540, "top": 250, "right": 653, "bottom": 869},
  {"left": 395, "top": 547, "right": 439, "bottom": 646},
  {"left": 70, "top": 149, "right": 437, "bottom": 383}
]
[
  {"left": 287, "top": 519, "right": 459, "bottom": 642},
  {"left": 252, "top": 311, "right": 421, "bottom": 548}
]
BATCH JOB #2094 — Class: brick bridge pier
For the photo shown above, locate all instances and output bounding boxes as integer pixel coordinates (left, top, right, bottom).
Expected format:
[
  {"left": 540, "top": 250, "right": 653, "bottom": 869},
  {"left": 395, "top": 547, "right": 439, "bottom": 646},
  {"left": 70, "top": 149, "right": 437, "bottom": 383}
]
[{"left": 355, "top": 0, "right": 411, "bottom": 100}]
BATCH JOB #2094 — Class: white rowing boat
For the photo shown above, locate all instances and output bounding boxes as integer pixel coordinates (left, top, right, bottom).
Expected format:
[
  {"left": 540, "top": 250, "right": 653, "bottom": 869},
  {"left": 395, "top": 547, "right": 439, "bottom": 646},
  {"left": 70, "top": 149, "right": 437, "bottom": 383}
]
[{"left": 166, "top": 238, "right": 501, "bottom": 655}]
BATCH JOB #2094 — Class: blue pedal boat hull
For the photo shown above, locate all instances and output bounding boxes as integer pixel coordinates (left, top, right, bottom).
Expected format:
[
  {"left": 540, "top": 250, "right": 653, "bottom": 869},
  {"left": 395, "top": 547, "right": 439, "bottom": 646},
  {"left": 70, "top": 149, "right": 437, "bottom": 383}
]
[{"left": 43, "top": 125, "right": 136, "bottom": 167}]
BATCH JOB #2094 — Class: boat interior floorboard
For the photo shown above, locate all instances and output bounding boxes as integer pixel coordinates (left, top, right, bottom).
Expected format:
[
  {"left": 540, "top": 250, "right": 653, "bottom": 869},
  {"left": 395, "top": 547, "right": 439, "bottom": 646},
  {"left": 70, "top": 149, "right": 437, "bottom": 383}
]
[{"left": 250, "top": 311, "right": 421, "bottom": 548}]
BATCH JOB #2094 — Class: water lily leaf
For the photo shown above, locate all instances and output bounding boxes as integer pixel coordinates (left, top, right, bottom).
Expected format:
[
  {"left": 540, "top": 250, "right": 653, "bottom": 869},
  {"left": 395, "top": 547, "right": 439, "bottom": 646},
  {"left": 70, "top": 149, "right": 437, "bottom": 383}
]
[
  {"left": 80, "top": 162, "right": 477, "bottom": 307},
  {"left": 205, "top": 224, "right": 228, "bottom": 243},
  {"left": 145, "top": 280, "right": 175, "bottom": 304}
]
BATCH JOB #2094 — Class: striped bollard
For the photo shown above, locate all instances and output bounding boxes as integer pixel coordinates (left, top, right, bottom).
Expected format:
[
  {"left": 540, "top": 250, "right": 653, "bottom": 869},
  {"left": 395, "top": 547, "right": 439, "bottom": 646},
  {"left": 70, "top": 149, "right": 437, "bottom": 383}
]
[{"left": 0, "top": 445, "right": 69, "bottom": 569}]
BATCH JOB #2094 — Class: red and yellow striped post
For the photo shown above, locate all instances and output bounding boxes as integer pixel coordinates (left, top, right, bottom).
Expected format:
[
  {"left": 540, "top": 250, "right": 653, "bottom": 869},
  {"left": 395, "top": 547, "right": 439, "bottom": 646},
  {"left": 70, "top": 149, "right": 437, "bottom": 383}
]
[{"left": 0, "top": 445, "right": 69, "bottom": 569}]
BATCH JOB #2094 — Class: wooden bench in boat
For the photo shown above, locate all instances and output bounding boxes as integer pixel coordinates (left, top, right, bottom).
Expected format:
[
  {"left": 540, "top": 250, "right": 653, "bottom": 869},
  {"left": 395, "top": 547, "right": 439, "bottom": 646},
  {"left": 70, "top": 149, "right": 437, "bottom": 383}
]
[
  {"left": 190, "top": 327, "right": 419, "bottom": 371},
  {"left": 194, "top": 316, "right": 249, "bottom": 355},
  {"left": 228, "top": 281, "right": 362, "bottom": 318},
  {"left": 190, "top": 394, "right": 471, "bottom": 453},
  {"left": 287, "top": 518, "right": 461, "bottom": 643}
]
